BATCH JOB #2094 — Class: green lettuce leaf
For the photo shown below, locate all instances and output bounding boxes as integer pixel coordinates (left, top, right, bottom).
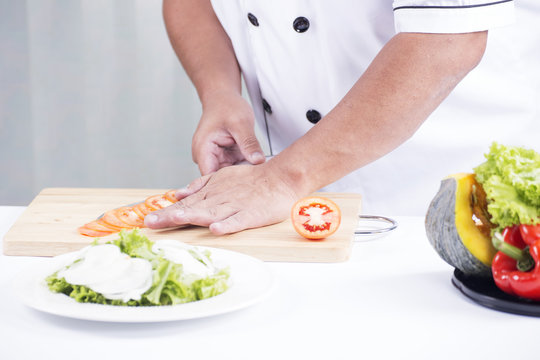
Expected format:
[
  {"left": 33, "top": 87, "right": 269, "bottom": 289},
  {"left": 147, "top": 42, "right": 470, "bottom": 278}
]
[
  {"left": 144, "top": 259, "right": 197, "bottom": 305},
  {"left": 192, "top": 269, "right": 230, "bottom": 300},
  {"left": 112, "top": 228, "right": 156, "bottom": 261},
  {"left": 474, "top": 142, "right": 540, "bottom": 230},
  {"left": 46, "top": 274, "right": 138, "bottom": 306}
]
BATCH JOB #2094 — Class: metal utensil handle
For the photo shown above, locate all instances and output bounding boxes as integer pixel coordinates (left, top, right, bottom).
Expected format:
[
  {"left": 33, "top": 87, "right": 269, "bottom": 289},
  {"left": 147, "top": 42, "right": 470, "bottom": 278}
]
[{"left": 354, "top": 215, "right": 398, "bottom": 235}]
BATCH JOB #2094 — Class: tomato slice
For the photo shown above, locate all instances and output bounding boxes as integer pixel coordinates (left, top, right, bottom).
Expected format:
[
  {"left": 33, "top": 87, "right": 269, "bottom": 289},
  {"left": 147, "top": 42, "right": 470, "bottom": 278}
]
[
  {"left": 85, "top": 220, "right": 123, "bottom": 232},
  {"left": 291, "top": 196, "right": 341, "bottom": 240},
  {"left": 133, "top": 202, "right": 154, "bottom": 216},
  {"left": 101, "top": 209, "right": 132, "bottom": 229},
  {"left": 131, "top": 203, "right": 146, "bottom": 219},
  {"left": 520, "top": 224, "right": 540, "bottom": 246},
  {"left": 78, "top": 226, "right": 113, "bottom": 238},
  {"left": 164, "top": 190, "right": 179, "bottom": 203},
  {"left": 114, "top": 206, "right": 145, "bottom": 227},
  {"left": 145, "top": 194, "right": 174, "bottom": 211}
]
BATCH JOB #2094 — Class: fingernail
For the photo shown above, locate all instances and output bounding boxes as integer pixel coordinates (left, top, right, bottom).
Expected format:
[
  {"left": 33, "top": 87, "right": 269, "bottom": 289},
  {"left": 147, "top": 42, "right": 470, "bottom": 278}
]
[
  {"left": 209, "top": 222, "right": 221, "bottom": 233},
  {"left": 172, "top": 209, "right": 185, "bottom": 222},
  {"left": 251, "top": 152, "right": 265, "bottom": 162},
  {"left": 175, "top": 187, "right": 190, "bottom": 196},
  {"left": 146, "top": 214, "right": 158, "bottom": 225}
]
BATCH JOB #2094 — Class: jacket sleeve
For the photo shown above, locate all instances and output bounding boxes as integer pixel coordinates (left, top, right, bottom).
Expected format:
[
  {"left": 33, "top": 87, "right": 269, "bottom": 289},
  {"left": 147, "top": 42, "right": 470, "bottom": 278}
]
[{"left": 393, "top": 0, "right": 515, "bottom": 33}]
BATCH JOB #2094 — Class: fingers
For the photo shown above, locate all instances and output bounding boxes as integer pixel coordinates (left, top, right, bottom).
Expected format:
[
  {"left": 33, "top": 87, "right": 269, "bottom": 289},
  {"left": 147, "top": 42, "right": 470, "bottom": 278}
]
[
  {"left": 174, "top": 175, "right": 211, "bottom": 200},
  {"left": 209, "top": 210, "right": 268, "bottom": 235},
  {"left": 144, "top": 202, "right": 189, "bottom": 229},
  {"left": 196, "top": 150, "right": 220, "bottom": 175},
  {"left": 145, "top": 175, "right": 212, "bottom": 228},
  {"left": 231, "top": 127, "right": 265, "bottom": 165},
  {"left": 144, "top": 200, "right": 236, "bottom": 229},
  {"left": 209, "top": 213, "right": 246, "bottom": 235}
]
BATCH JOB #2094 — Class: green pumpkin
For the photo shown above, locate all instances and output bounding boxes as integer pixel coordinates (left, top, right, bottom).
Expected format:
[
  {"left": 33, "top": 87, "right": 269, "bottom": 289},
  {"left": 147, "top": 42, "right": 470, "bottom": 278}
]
[{"left": 425, "top": 173, "right": 497, "bottom": 277}]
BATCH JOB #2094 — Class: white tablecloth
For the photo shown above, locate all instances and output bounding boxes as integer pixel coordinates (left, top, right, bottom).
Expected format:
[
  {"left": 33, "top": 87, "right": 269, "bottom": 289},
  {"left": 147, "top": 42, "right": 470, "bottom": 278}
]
[{"left": 0, "top": 206, "right": 537, "bottom": 359}]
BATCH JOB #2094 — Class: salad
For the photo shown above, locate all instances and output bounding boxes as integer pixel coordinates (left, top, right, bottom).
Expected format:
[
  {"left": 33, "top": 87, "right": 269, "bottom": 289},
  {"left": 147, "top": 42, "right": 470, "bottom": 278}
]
[
  {"left": 474, "top": 143, "right": 540, "bottom": 300},
  {"left": 46, "top": 229, "right": 230, "bottom": 306}
]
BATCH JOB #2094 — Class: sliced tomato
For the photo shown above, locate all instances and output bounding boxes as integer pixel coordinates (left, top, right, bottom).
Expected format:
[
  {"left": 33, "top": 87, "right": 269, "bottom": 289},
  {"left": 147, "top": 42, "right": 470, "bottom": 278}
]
[
  {"left": 131, "top": 203, "right": 146, "bottom": 219},
  {"left": 85, "top": 220, "right": 122, "bottom": 232},
  {"left": 78, "top": 226, "right": 113, "bottom": 238},
  {"left": 291, "top": 196, "right": 341, "bottom": 240},
  {"left": 520, "top": 224, "right": 540, "bottom": 246},
  {"left": 164, "top": 189, "right": 179, "bottom": 203},
  {"left": 145, "top": 194, "right": 174, "bottom": 211},
  {"left": 102, "top": 209, "right": 132, "bottom": 229},
  {"left": 114, "top": 206, "right": 145, "bottom": 227},
  {"left": 134, "top": 202, "right": 154, "bottom": 216}
]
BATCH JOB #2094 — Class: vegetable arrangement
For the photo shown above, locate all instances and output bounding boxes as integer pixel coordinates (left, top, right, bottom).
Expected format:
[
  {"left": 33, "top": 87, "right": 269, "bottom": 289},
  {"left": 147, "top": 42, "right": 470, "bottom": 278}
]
[
  {"left": 47, "top": 229, "right": 230, "bottom": 306},
  {"left": 426, "top": 143, "right": 540, "bottom": 300},
  {"left": 78, "top": 190, "right": 179, "bottom": 237}
]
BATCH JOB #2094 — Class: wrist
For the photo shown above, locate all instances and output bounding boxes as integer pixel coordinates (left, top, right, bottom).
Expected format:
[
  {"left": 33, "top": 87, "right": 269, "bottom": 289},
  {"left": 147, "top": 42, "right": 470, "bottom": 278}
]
[
  {"left": 199, "top": 84, "right": 242, "bottom": 108},
  {"left": 263, "top": 156, "right": 317, "bottom": 199}
]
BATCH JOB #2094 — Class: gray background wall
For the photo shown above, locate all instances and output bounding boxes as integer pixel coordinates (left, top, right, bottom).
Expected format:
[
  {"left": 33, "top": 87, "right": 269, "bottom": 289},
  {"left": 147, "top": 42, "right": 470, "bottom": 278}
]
[{"left": 0, "top": 0, "right": 264, "bottom": 205}]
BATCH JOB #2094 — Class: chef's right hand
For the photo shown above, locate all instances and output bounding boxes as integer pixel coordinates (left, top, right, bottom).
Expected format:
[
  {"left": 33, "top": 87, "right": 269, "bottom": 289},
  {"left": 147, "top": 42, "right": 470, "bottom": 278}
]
[{"left": 192, "top": 91, "right": 266, "bottom": 175}]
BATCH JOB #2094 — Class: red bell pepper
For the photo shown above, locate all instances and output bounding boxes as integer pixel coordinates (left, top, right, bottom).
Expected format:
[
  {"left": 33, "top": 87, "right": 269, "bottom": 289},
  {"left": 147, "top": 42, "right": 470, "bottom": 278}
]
[{"left": 491, "top": 224, "right": 540, "bottom": 300}]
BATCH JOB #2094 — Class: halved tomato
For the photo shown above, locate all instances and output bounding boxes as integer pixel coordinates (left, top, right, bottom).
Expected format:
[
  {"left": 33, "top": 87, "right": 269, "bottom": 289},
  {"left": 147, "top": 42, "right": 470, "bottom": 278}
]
[
  {"left": 291, "top": 196, "right": 341, "bottom": 240},
  {"left": 145, "top": 194, "right": 174, "bottom": 211}
]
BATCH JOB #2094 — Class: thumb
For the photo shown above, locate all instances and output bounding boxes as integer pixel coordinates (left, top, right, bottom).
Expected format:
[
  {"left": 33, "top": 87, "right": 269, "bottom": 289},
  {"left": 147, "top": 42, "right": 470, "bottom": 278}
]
[
  {"left": 233, "top": 127, "right": 265, "bottom": 165},
  {"left": 197, "top": 155, "right": 219, "bottom": 176}
]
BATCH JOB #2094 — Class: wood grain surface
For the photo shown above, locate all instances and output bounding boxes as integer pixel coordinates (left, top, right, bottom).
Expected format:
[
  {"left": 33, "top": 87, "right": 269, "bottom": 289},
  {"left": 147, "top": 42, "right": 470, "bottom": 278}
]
[{"left": 2, "top": 188, "right": 362, "bottom": 262}]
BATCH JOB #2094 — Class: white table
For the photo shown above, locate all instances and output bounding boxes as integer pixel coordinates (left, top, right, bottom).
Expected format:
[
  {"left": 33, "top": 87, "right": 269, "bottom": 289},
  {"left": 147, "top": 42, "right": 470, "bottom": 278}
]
[{"left": 1, "top": 205, "right": 537, "bottom": 359}]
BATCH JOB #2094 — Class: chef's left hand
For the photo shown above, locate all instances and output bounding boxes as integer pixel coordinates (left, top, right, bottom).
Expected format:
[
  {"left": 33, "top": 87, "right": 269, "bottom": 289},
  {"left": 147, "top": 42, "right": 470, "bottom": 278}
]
[{"left": 144, "top": 163, "right": 299, "bottom": 234}]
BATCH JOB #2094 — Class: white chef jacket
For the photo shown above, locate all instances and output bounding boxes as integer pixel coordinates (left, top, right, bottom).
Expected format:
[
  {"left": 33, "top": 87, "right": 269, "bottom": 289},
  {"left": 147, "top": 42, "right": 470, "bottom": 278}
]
[{"left": 210, "top": 0, "right": 540, "bottom": 216}]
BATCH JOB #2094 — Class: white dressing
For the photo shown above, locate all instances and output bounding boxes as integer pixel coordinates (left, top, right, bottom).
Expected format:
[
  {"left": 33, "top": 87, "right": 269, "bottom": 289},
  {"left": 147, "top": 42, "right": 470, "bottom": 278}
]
[
  {"left": 152, "top": 240, "right": 214, "bottom": 278},
  {"left": 54, "top": 239, "right": 220, "bottom": 303},
  {"left": 57, "top": 244, "right": 153, "bottom": 302}
]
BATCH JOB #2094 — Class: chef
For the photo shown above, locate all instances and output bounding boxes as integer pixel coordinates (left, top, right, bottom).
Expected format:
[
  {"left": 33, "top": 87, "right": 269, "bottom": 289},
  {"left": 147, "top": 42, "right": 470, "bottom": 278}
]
[{"left": 146, "top": 0, "right": 540, "bottom": 234}]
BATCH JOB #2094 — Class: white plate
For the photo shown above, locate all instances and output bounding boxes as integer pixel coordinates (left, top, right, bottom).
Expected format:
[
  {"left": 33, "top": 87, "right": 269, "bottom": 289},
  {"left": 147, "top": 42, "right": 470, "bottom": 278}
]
[{"left": 12, "top": 247, "right": 276, "bottom": 323}]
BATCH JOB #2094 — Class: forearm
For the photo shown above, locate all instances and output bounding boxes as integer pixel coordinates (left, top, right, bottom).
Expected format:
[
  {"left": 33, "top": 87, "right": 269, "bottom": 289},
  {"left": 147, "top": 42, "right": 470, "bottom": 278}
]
[
  {"left": 270, "top": 31, "right": 488, "bottom": 197},
  {"left": 163, "top": 0, "right": 241, "bottom": 104}
]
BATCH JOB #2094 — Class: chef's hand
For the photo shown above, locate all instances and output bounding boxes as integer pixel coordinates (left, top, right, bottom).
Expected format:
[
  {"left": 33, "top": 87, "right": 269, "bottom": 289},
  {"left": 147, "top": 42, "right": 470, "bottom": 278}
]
[
  {"left": 193, "top": 91, "right": 266, "bottom": 175},
  {"left": 144, "top": 163, "right": 299, "bottom": 234}
]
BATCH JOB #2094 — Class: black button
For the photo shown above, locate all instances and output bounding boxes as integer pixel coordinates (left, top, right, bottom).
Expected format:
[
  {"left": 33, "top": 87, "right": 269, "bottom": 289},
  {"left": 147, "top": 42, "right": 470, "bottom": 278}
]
[
  {"left": 306, "top": 109, "right": 321, "bottom": 124},
  {"left": 248, "top": 13, "right": 259, "bottom": 27},
  {"left": 293, "top": 17, "right": 310, "bottom": 33},
  {"left": 262, "top": 99, "right": 272, "bottom": 114}
]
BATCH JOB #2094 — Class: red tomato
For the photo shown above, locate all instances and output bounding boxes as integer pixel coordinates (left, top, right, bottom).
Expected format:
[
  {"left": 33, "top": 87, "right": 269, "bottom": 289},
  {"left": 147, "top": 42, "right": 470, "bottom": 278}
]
[
  {"left": 102, "top": 209, "right": 131, "bottom": 229},
  {"left": 114, "top": 206, "right": 145, "bottom": 227},
  {"left": 85, "top": 219, "right": 123, "bottom": 232},
  {"left": 134, "top": 202, "right": 154, "bottom": 216},
  {"left": 164, "top": 190, "right": 179, "bottom": 203},
  {"left": 145, "top": 194, "right": 174, "bottom": 211},
  {"left": 520, "top": 223, "right": 540, "bottom": 245},
  {"left": 131, "top": 203, "right": 147, "bottom": 220},
  {"left": 291, "top": 196, "right": 341, "bottom": 240},
  {"left": 78, "top": 226, "right": 113, "bottom": 238}
]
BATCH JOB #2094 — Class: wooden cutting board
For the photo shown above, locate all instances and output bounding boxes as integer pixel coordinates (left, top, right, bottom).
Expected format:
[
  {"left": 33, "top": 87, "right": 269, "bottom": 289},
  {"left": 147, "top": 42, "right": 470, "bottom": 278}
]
[{"left": 2, "top": 188, "right": 361, "bottom": 262}]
